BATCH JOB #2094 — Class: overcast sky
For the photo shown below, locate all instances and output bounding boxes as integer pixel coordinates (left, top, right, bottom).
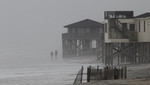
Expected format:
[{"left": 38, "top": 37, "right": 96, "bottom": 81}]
[{"left": 0, "top": 0, "right": 150, "bottom": 65}]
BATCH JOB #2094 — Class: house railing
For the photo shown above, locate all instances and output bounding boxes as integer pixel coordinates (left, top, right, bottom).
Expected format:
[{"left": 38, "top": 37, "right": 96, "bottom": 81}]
[
  {"left": 62, "top": 33, "right": 101, "bottom": 39},
  {"left": 73, "top": 66, "right": 84, "bottom": 85}
]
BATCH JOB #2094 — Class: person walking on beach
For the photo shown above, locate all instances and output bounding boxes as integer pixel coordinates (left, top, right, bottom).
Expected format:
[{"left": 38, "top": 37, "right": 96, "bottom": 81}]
[
  {"left": 51, "top": 51, "right": 53, "bottom": 61},
  {"left": 55, "top": 50, "right": 58, "bottom": 60}
]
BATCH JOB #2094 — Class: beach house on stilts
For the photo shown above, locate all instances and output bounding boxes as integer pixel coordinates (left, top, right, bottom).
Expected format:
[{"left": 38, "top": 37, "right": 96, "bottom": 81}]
[
  {"left": 62, "top": 19, "right": 104, "bottom": 58},
  {"left": 103, "top": 11, "right": 150, "bottom": 66}
]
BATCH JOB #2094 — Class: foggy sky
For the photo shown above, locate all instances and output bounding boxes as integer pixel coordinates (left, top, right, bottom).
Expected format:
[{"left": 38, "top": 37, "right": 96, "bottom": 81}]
[{"left": 0, "top": 0, "right": 150, "bottom": 65}]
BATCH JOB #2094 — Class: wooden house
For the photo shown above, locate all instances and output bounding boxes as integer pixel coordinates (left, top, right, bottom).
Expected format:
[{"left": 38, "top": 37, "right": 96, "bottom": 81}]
[
  {"left": 62, "top": 19, "right": 104, "bottom": 58},
  {"left": 103, "top": 11, "right": 150, "bottom": 66}
]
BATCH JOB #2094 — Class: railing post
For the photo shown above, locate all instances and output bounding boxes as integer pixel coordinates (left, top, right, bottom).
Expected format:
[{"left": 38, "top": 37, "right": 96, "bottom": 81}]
[
  {"left": 114, "top": 67, "right": 119, "bottom": 79},
  {"left": 87, "top": 66, "right": 91, "bottom": 82},
  {"left": 121, "top": 67, "right": 123, "bottom": 79},
  {"left": 81, "top": 66, "right": 83, "bottom": 83},
  {"left": 124, "top": 66, "right": 127, "bottom": 79},
  {"left": 104, "top": 66, "right": 108, "bottom": 80},
  {"left": 100, "top": 69, "right": 102, "bottom": 80},
  {"left": 97, "top": 65, "right": 99, "bottom": 81},
  {"left": 87, "top": 67, "right": 89, "bottom": 82}
]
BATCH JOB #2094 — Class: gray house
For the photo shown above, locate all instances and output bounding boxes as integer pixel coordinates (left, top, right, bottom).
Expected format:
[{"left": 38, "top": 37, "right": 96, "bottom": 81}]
[{"left": 62, "top": 19, "right": 104, "bottom": 58}]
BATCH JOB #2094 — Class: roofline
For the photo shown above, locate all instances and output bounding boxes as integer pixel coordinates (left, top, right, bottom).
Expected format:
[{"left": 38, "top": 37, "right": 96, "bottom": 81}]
[
  {"left": 64, "top": 19, "right": 104, "bottom": 28},
  {"left": 134, "top": 16, "right": 150, "bottom": 19}
]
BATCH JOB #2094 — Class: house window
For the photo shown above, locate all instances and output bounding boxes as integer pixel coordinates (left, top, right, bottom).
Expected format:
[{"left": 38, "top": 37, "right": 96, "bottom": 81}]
[
  {"left": 144, "top": 21, "right": 146, "bottom": 32},
  {"left": 91, "top": 28, "right": 97, "bottom": 33},
  {"left": 129, "top": 24, "right": 135, "bottom": 31},
  {"left": 71, "top": 28, "right": 76, "bottom": 33},
  {"left": 85, "top": 28, "right": 90, "bottom": 33},
  {"left": 77, "top": 28, "right": 84, "bottom": 33},
  {"left": 68, "top": 28, "right": 71, "bottom": 33},
  {"left": 139, "top": 21, "right": 140, "bottom": 32},
  {"left": 92, "top": 40, "right": 96, "bottom": 48}
]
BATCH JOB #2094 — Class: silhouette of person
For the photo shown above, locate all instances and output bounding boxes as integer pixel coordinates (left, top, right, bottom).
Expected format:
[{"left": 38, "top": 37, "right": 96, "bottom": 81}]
[
  {"left": 55, "top": 50, "right": 58, "bottom": 60},
  {"left": 51, "top": 51, "right": 53, "bottom": 61}
]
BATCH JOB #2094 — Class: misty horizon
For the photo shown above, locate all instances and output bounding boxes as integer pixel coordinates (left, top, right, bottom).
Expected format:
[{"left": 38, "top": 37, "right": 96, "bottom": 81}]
[{"left": 0, "top": 0, "right": 150, "bottom": 65}]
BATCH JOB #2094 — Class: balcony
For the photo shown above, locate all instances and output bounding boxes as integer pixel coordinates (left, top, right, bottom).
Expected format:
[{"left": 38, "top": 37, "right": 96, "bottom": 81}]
[
  {"left": 62, "top": 33, "right": 103, "bottom": 40},
  {"left": 105, "top": 32, "right": 137, "bottom": 43}
]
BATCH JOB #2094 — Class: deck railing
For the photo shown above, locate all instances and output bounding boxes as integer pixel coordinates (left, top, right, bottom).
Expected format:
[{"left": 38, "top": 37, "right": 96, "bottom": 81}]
[{"left": 62, "top": 33, "right": 102, "bottom": 39}]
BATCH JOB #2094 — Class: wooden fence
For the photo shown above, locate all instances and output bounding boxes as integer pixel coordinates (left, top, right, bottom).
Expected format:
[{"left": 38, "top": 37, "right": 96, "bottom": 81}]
[{"left": 87, "top": 66, "right": 127, "bottom": 82}]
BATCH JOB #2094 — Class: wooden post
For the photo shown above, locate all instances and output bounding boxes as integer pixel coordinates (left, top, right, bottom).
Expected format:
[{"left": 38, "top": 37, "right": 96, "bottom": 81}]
[
  {"left": 124, "top": 66, "right": 127, "bottom": 79},
  {"left": 148, "top": 43, "right": 150, "bottom": 63},
  {"left": 119, "top": 68, "right": 122, "bottom": 79},
  {"left": 110, "top": 44, "right": 113, "bottom": 66},
  {"left": 105, "top": 43, "right": 108, "bottom": 66},
  {"left": 87, "top": 67, "right": 89, "bottom": 82},
  {"left": 114, "top": 67, "right": 118, "bottom": 79},
  {"left": 81, "top": 66, "right": 83, "bottom": 83},
  {"left": 100, "top": 69, "right": 102, "bottom": 80},
  {"left": 121, "top": 67, "right": 123, "bottom": 79},
  {"left": 97, "top": 65, "right": 99, "bottom": 81},
  {"left": 104, "top": 67, "right": 106, "bottom": 80},
  {"left": 87, "top": 66, "right": 91, "bottom": 82},
  {"left": 111, "top": 66, "right": 114, "bottom": 80},
  {"left": 105, "top": 66, "right": 108, "bottom": 80}
]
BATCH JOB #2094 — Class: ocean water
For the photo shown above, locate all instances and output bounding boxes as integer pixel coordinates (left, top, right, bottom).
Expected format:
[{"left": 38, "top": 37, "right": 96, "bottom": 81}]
[{"left": 0, "top": 56, "right": 104, "bottom": 85}]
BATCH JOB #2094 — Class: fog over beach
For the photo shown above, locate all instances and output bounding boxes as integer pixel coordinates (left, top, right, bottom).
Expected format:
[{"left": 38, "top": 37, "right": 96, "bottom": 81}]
[
  {"left": 0, "top": 0, "right": 150, "bottom": 85},
  {"left": 0, "top": 56, "right": 102, "bottom": 85},
  {"left": 0, "top": 0, "right": 149, "bottom": 63}
]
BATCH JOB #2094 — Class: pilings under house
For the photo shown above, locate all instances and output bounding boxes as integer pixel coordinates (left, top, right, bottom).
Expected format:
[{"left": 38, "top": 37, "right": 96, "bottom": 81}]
[{"left": 62, "top": 11, "right": 150, "bottom": 66}]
